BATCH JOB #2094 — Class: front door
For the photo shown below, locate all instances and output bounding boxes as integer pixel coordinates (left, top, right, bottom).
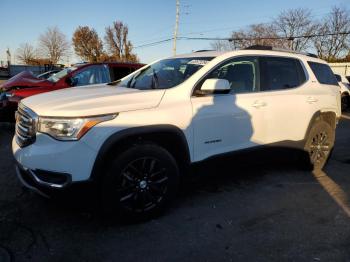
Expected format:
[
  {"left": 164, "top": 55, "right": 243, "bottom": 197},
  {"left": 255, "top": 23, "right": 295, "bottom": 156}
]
[{"left": 191, "top": 56, "right": 266, "bottom": 162}]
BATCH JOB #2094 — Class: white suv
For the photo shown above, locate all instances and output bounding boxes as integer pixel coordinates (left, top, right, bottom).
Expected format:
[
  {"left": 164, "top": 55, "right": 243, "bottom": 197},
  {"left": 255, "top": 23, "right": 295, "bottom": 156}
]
[
  {"left": 334, "top": 73, "right": 350, "bottom": 111},
  {"left": 12, "top": 47, "right": 341, "bottom": 220}
]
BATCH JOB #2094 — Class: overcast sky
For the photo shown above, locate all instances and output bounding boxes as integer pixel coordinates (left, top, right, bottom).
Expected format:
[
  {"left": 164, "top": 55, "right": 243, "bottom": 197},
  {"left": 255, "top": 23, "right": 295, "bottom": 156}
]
[{"left": 0, "top": 0, "right": 348, "bottom": 65}]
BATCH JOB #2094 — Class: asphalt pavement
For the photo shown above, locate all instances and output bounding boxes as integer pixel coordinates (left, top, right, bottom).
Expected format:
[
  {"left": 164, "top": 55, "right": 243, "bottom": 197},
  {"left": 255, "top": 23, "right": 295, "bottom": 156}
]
[{"left": 1, "top": 116, "right": 350, "bottom": 262}]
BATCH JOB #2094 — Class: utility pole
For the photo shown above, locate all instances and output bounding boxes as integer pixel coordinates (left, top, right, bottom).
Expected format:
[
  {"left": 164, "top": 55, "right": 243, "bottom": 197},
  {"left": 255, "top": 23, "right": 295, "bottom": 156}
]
[{"left": 173, "top": 0, "right": 180, "bottom": 56}]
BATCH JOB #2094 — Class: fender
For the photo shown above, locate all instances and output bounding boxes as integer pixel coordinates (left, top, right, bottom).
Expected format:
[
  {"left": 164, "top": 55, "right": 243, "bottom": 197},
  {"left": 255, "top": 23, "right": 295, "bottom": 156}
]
[{"left": 90, "top": 124, "right": 191, "bottom": 181}]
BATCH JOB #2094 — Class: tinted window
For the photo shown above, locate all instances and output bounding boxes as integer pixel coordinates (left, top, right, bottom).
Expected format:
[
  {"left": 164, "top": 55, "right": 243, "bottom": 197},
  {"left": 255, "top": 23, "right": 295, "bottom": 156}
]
[
  {"left": 111, "top": 67, "right": 132, "bottom": 81},
  {"left": 73, "top": 65, "right": 111, "bottom": 86},
  {"left": 308, "top": 62, "right": 338, "bottom": 86},
  {"left": 200, "top": 56, "right": 259, "bottom": 94},
  {"left": 334, "top": 74, "right": 341, "bottom": 82},
  {"left": 260, "top": 57, "right": 306, "bottom": 91}
]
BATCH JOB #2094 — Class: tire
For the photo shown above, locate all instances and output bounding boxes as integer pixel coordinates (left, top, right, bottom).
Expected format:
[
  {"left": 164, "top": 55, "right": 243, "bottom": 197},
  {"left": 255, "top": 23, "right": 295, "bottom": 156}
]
[
  {"left": 304, "top": 120, "right": 335, "bottom": 171},
  {"left": 341, "top": 94, "right": 349, "bottom": 112},
  {"left": 101, "top": 143, "right": 179, "bottom": 222}
]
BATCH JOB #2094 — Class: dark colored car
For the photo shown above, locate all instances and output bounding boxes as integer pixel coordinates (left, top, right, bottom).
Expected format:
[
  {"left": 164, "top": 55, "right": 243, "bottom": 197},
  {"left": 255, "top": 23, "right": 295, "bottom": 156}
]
[{"left": 0, "top": 62, "right": 144, "bottom": 121}]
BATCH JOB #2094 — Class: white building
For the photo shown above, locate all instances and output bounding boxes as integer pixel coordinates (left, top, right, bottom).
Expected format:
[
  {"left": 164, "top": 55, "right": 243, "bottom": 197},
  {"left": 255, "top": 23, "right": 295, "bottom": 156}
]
[{"left": 329, "top": 62, "right": 350, "bottom": 77}]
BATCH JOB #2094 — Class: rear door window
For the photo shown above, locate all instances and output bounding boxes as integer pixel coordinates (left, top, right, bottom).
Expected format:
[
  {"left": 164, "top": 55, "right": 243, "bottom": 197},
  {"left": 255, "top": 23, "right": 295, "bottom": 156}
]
[
  {"left": 308, "top": 62, "right": 338, "bottom": 86},
  {"left": 260, "top": 57, "right": 306, "bottom": 91}
]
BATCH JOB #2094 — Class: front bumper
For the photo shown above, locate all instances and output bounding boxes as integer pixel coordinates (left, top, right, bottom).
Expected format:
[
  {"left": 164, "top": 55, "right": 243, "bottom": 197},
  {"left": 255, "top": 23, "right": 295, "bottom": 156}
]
[{"left": 12, "top": 133, "right": 99, "bottom": 183}]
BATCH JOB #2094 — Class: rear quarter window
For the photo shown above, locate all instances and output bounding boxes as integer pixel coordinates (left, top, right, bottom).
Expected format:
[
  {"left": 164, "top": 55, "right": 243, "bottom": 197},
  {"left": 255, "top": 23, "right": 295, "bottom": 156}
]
[{"left": 307, "top": 62, "right": 338, "bottom": 86}]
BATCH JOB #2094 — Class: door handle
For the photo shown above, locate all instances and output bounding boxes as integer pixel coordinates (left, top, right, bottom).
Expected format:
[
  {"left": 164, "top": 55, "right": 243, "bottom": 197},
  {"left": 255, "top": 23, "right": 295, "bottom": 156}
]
[
  {"left": 252, "top": 101, "right": 267, "bottom": 108},
  {"left": 307, "top": 97, "right": 318, "bottom": 103}
]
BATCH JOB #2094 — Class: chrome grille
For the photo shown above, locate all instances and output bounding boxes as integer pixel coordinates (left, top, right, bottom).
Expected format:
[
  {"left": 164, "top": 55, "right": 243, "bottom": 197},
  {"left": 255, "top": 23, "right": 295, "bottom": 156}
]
[{"left": 15, "top": 104, "right": 38, "bottom": 147}]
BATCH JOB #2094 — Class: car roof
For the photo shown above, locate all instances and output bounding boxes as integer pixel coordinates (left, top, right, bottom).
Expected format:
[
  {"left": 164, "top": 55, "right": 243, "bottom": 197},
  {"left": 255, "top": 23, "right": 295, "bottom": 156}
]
[{"left": 171, "top": 48, "right": 327, "bottom": 64}]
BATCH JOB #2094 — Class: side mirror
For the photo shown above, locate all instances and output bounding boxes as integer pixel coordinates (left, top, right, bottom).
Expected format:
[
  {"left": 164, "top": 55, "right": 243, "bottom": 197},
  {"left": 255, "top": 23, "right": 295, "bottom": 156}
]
[
  {"left": 199, "top": 79, "right": 230, "bottom": 95},
  {"left": 65, "top": 77, "right": 78, "bottom": 87}
]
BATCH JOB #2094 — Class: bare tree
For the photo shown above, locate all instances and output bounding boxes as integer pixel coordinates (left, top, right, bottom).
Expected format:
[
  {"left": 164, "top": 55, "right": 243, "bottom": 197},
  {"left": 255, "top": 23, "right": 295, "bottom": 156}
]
[
  {"left": 274, "top": 8, "right": 318, "bottom": 51},
  {"left": 313, "top": 6, "right": 350, "bottom": 60},
  {"left": 72, "top": 26, "right": 104, "bottom": 62},
  {"left": 211, "top": 23, "right": 286, "bottom": 51},
  {"left": 104, "top": 21, "right": 138, "bottom": 62},
  {"left": 210, "top": 40, "right": 235, "bottom": 51},
  {"left": 16, "top": 43, "right": 36, "bottom": 65},
  {"left": 38, "top": 26, "right": 70, "bottom": 64},
  {"left": 211, "top": 23, "right": 289, "bottom": 51}
]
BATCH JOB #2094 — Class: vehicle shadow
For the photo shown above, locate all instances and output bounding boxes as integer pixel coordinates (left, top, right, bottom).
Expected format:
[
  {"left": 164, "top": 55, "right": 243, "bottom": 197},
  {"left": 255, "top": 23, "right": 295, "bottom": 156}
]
[{"left": 180, "top": 147, "right": 304, "bottom": 197}]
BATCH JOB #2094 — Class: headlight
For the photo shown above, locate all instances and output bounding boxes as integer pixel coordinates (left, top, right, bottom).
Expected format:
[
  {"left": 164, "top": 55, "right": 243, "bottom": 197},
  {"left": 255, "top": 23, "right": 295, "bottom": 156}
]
[
  {"left": 5, "top": 92, "right": 14, "bottom": 98},
  {"left": 37, "top": 114, "right": 117, "bottom": 140}
]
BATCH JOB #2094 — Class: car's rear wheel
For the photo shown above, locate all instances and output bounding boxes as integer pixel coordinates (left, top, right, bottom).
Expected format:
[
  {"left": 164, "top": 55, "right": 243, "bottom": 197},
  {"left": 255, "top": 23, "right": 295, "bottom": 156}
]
[
  {"left": 304, "top": 120, "right": 335, "bottom": 171},
  {"left": 101, "top": 143, "right": 179, "bottom": 221}
]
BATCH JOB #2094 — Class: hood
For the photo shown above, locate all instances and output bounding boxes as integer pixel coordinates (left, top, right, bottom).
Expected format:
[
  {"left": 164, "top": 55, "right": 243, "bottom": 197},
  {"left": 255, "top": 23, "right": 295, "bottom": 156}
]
[
  {"left": 0, "top": 71, "right": 52, "bottom": 91},
  {"left": 21, "top": 84, "right": 165, "bottom": 117}
]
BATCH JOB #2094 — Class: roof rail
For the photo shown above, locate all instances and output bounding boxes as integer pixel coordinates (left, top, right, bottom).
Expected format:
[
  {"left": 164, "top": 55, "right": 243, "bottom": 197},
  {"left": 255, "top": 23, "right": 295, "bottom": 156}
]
[
  {"left": 306, "top": 53, "right": 318, "bottom": 58},
  {"left": 244, "top": 45, "right": 273, "bottom": 50},
  {"left": 194, "top": 49, "right": 215, "bottom": 53},
  {"left": 244, "top": 45, "right": 318, "bottom": 58}
]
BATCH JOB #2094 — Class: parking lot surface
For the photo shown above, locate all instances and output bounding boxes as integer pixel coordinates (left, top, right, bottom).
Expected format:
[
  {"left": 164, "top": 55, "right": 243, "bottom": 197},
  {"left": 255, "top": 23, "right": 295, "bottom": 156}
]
[{"left": 1, "top": 116, "right": 350, "bottom": 262}]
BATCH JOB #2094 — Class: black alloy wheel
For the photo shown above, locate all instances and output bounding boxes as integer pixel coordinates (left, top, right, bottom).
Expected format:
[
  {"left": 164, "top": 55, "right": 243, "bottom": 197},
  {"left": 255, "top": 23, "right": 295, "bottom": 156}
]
[
  {"left": 101, "top": 143, "right": 179, "bottom": 221},
  {"left": 118, "top": 157, "right": 169, "bottom": 213}
]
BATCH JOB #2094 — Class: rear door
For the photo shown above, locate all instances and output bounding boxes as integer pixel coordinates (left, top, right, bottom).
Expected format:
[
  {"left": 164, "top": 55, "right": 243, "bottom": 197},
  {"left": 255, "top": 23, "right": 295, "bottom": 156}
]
[{"left": 256, "top": 56, "right": 312, "bottom": 145}]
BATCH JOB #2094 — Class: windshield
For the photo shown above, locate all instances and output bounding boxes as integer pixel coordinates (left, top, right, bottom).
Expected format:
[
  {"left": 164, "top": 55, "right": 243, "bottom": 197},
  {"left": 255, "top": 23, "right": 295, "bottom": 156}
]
[
  {"left": 116, "top": 57, "right": 214, "bottom": 90},
  {"left": 47, "top": 67, "right": 77, "bottom": 83}
]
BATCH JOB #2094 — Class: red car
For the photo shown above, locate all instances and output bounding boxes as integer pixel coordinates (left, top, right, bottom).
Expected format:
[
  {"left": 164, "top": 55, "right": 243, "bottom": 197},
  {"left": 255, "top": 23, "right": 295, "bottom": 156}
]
[{"left": 0, "top": 62, "right": 144, "bottom": 121}]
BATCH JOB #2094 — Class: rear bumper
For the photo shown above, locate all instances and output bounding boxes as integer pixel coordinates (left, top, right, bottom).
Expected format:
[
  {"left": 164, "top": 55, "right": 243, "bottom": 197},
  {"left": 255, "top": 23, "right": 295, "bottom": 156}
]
[{"left": 15, "top": 163, "right": 72, "bottom": 197}]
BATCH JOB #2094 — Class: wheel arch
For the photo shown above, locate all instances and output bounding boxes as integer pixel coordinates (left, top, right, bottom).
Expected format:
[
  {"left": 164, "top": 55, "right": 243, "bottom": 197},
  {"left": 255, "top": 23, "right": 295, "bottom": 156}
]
[
  {"left": 341, "top": 91, "right": 350, "bottom": 96},
  {"left": 304, "top": 110, "right": 337, "bottom": 143},
  {"left": 90, "top": 125, "right": 191, "bottom": 182}
]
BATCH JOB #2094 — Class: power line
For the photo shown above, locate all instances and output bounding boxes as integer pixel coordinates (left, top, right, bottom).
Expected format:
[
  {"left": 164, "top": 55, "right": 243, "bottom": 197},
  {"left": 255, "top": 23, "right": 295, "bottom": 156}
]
[
  {"left": 135, "top": 9, "right": 335, "bottom": 46},
  {"left": 134, "top": 38, "right": 173, "bottom": 49},
  {"left": 180, "top": 31, "right": 350, "bottom": 41},
  {"left": 133, "top": 31, "right": 350, "bottom": 49}
]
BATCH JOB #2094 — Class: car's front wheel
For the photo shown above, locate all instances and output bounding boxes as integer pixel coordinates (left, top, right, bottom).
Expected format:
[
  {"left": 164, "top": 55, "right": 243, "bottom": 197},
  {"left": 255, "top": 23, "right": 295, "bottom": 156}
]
[{"left": 101, "top": 143, "right": 179, "bottom": 221}]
